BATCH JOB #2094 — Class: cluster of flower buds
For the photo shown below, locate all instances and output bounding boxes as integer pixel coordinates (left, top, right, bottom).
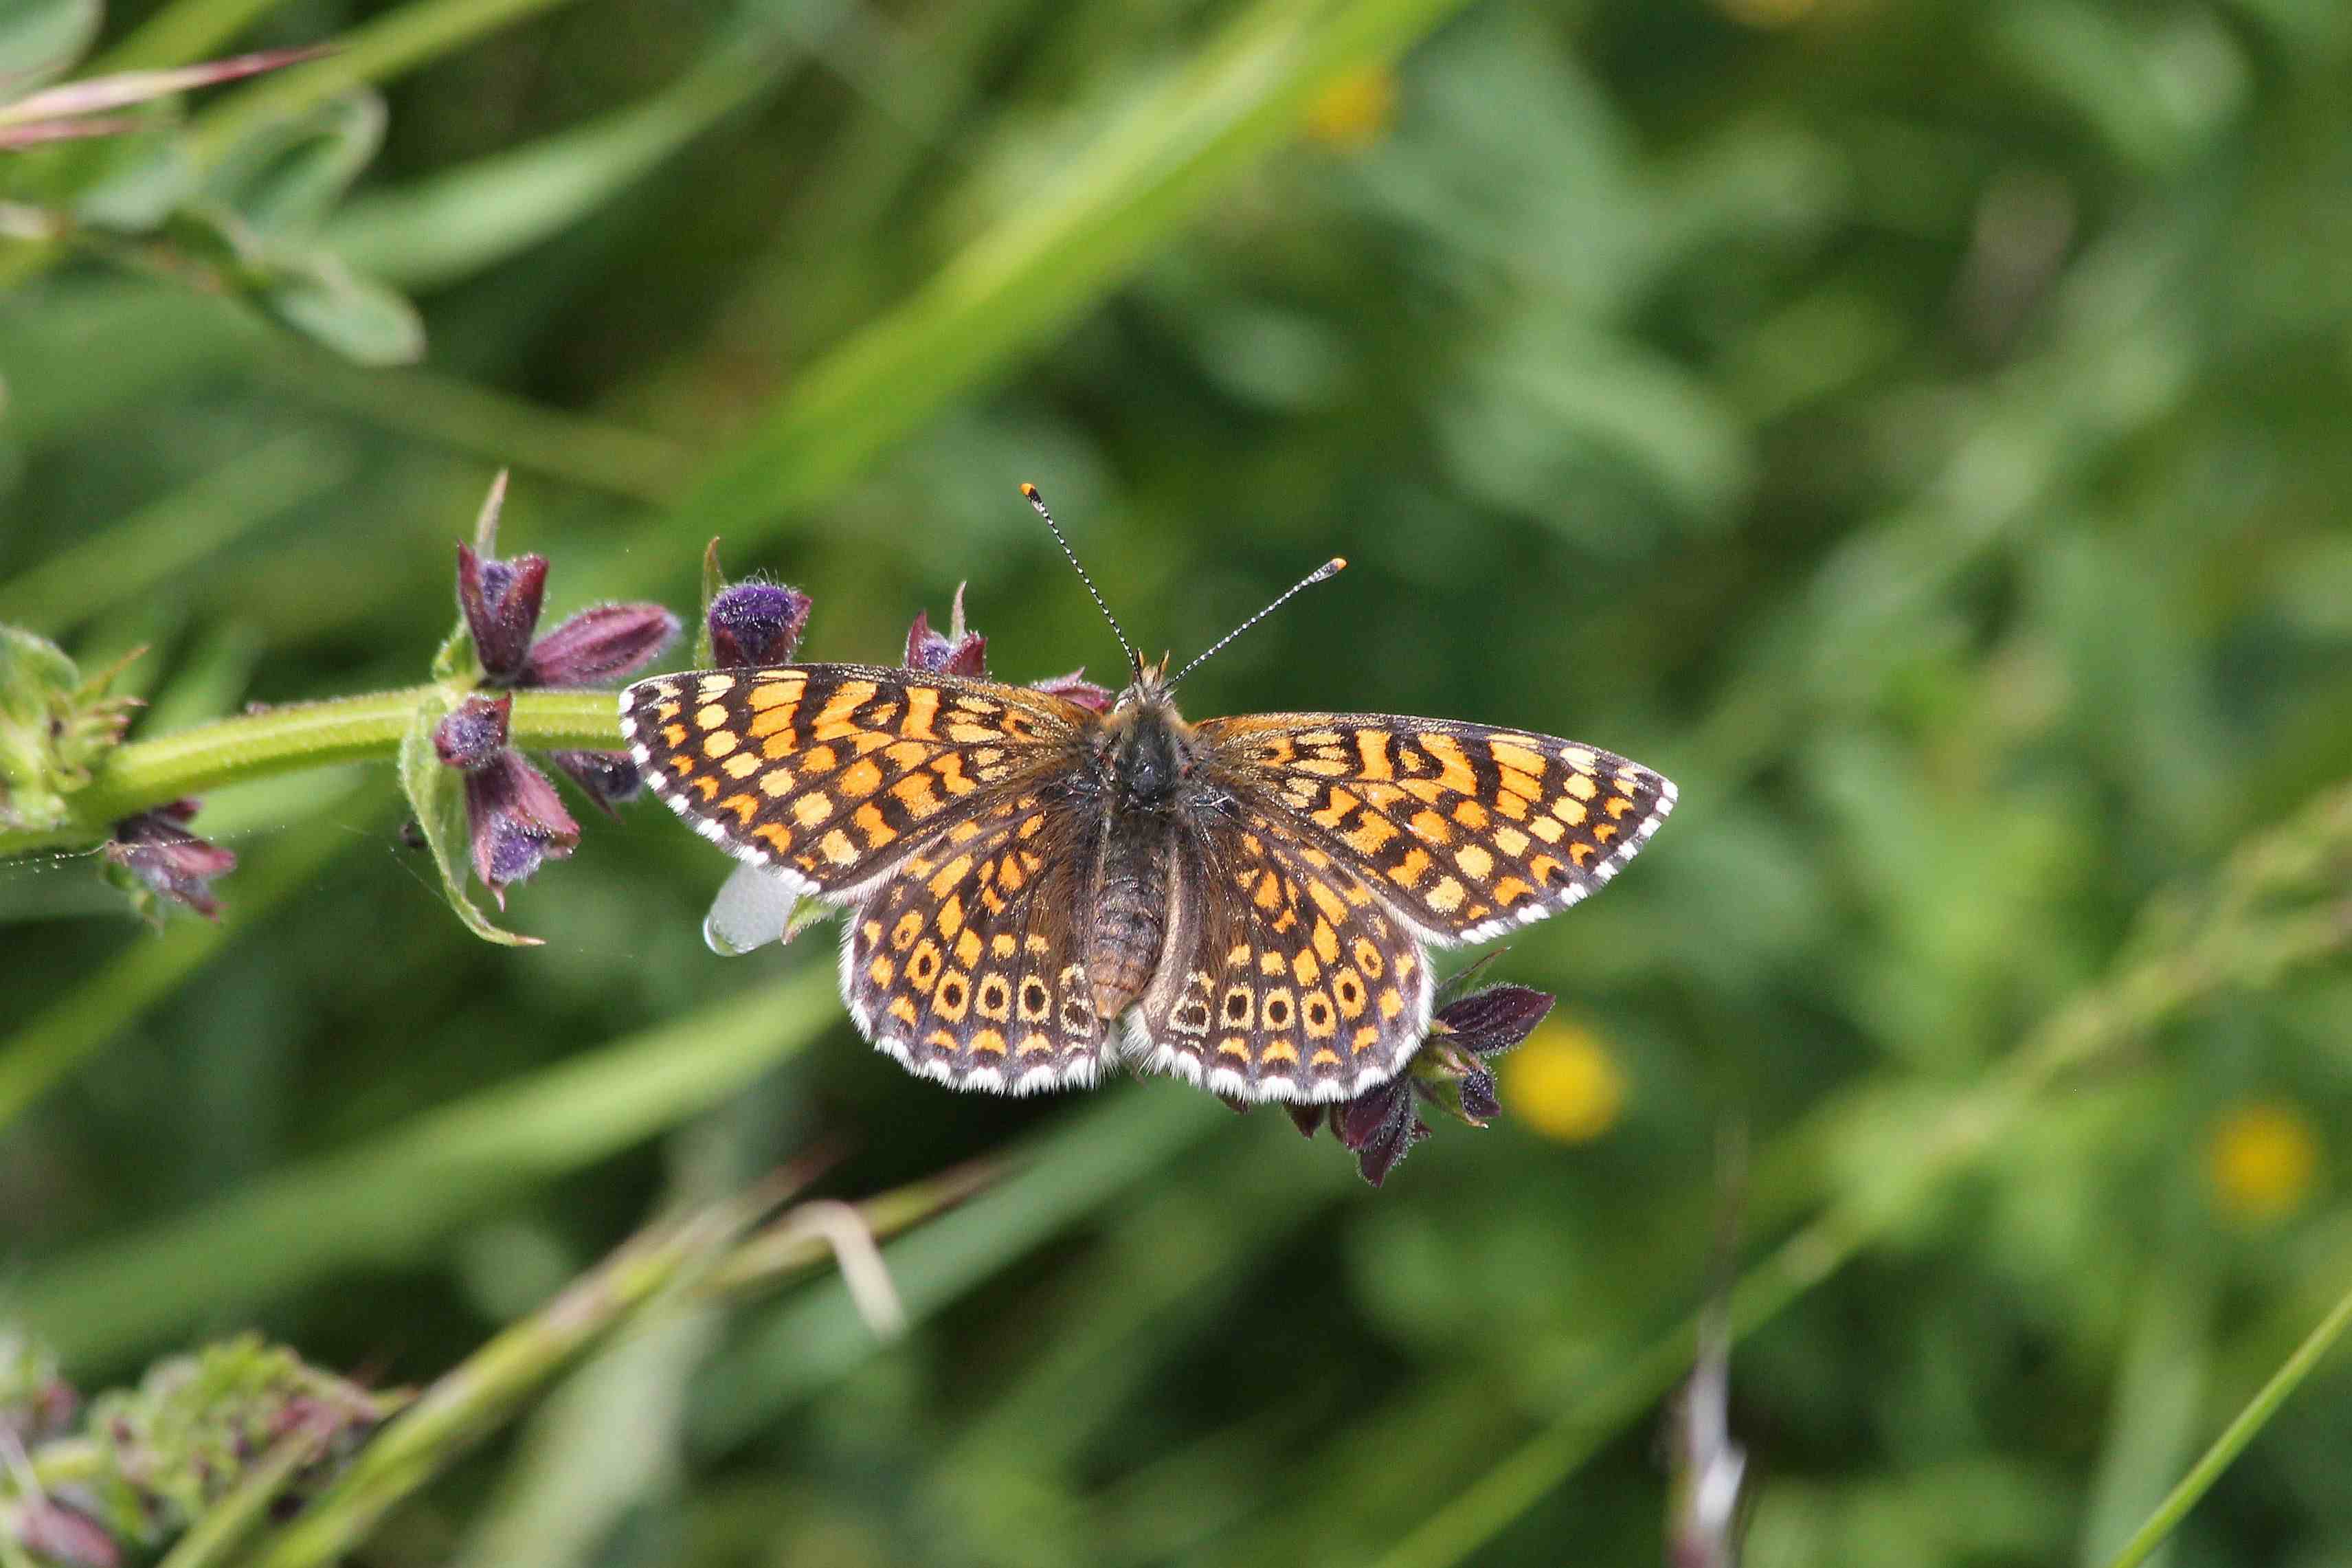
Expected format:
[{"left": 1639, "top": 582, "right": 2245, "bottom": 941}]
[
  {"left": 433, "top": 475, "right": 676, "bottom": 905},
  {"left": 1287, "top": 972, "right": 1556, "bottom": 1185}
]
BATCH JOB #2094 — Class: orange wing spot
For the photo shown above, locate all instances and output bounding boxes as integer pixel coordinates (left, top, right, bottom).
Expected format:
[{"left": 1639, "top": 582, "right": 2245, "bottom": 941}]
[
  {"left": 1306, "top": 880, "right": 1349, "bottom": 923},
  {"left": 888, "top": 774, "right": 941, "bottom": 820},
  {"left": 1490, "top": 789, "right": 1530, "bottom": 821},
  {"left": 1292, "top": 949, "right": 1322, "bottom": 987},
  {"left": 853, "top": 803, "right": 893, "bottom": 847},
  {"left": 1396, "top": 778, "right": 1448, "bottom": 806},
  {"left": 1378, "top": 987, "right": 1404, "bottom": 1020},
  {"left": 695, "top": 702, "right": 729, "bottom": 730},
  {"left": 901, "top": 686, "right": 940, "bottom": 740},
  {"left": 747, "top": 680, "right": 798, "bottom": 710},
  {"left": 1389, "top": 847, "right": 1432, "bottom": 889},
  {"left": 1312, "top": 918, "right": 1341, "bottom": 963},
  {"left": 1260, "top": 950, "right": 1287, "bottom": 977},
  {"left": 1227, "top": 943, "right": 1253, "bottom": 968},
  {"left": 838, "top": 757, "right": 884, "bottom": 799},
  {"left": 662, "top": 723, "right": 688, "bottom": 749},
  {"left": 691, "top": 775, "right": 720, "bottom": 801},
  {"left": 1554, "top": 796, "right": 1587, "bottom": 827},
  {"left": 937, "top": 894, "right": 964, "bottom": 939},
  {"left": 1301, "top": 992, "right": 1338, "bottom": 1040},
  {"left": 1024, "top": 934, "right": 1052, "bottom": 957},
  {"left": 1419, "top": 732, "right": 1481, "bottom": 794},
  {"left": 884, "top": 739, "right": 930, "bottom": 769},
  {"left": 954, "top": 930, "right": 983, "bottom": 968},
  {"left": 718, "top": 792, "right": 759, "bottom": 826},
  {"left": 992, "top": 934, "right": 1018, "bottom": 959},
  {"left": 1312, "top": 1046, "right": 1344, "bottom": 1069},
  {"left": 1565, "top": 842, "right": 1596, "bottom": 869},
  {"left": 934, "top": 754, "right": 976, "bottom": 796},
  {"left": 891, "top": 911, "right": 923, "bottom": 950},
  {"left": 799, "top": 743, "right": 838, "bottom": 774},
  {"left": 1217, "top": 1038, "right": 1251, "bottom": 1062},
  {"left": 861, "top": 919, "right": 883, "bottom": 946},
  {"left": 1264, "top": 1039, "right": 1300, "bottom": 1065},
  {"left": 1253, "top": 871, "right": 1284, "bottom": 910},
  {"left": 1488, "top": 739, "right": 1545, "bottom": 774},
  {"left": 1343, "top": 816, "right": 1399, "bottom": 858},
  {"left": 868, "top": 956, "right": 895, "bottom": 986},
  {"left": 1426, "top": 875, "right": 1467, "bottom": 915},
  {"left": 761, "top": 730, "right": 798, "bottom": 759},
  {"left": 945, "top": 819, "right": 985, "bottom": 845},
  {"left": 924, "top": 1029, "right": 958, "bottom": 1051},
  {"left": 1332, "top": 968, "right": 1367, "bottom": 1018},
  {"left": 1564, "top": 772, "right": 1598, "bottom": 801},
  {"left": 752, "top": 823, "right": 792, "bottom": 855},
  {"left": 1016, "top": 814, "right": 1046, "bottom": 840},
  {"left": 1409, "top": 808, "right": 1453, "bottom": 844},
  {"left": 971, "top": 1027, "right": 1007, "bottom": 1056},
  {"left": 1528, "top": 816, "right": 1565, "bottom": 844},
  {"left": 933, "top": 972, "right": 970, "bottom": 1022},
  {"left": 1352, "top": 937, "right": 1387, "bottom": 979},
  {"left": 721, "top": 752, "right": 761, "bottom": 781},
  {"left": 749, "top": 702, "right": 798, "bottom": 739},
  {"left": 811, "top": 719, "right": 867, "bottom": 743},
  {"left": 887, "top": 996, "right": 919, "bottom": 1025},
  {"left": 1354, "top": 729, "right": 1394, "bottom": 781},
  {"left": 792, "top": 792, "right": 835, "bottom": 828},
  {"left": 1492, "top": 875, "right": 1534, "bottom": 906},
  {"left": 907, "top": 939, "right": 942, "bottom": 990},
  {"left": 819, "top": 829, "right": 857, "bottom": 865},
  {"left": 1456, "top": 844, "right": 1494, "bottom": 880},
  {"left": 1015, "top": 1032, "right": 1053, "bottom": 1057},
  {"left": 928, "top": 855, "right": 974, "bottom": 898},
  {"left": 702, "top": 729, "right": 739, "bottom": 760},
  {"left": 1497, "top": 767, "right": 1542, "bottom": 803},
  {"left": 1593, "top": 822, "right": 1619, "bottom": 844},
  {"left": 1352, "top": 1025, "right": 1380, "bottom": 1054},
  {"left": 1541, "top": 850, "right": 1578, "bottom": 880},
  {"left": 1453, "top": 798, "right": 1490, "bottom": 830},
  {"left": 816, "top": 680, "right": 877, "bottom": 724}
]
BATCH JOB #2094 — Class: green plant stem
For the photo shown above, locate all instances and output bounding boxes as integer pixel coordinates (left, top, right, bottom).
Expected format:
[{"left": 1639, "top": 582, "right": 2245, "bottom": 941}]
[
  {"left": 2098, "top": 1275, "right": 2352, "bottom": 1568},
  {"left": 0, "top": 686, "right": 620, "bottom": 858}
]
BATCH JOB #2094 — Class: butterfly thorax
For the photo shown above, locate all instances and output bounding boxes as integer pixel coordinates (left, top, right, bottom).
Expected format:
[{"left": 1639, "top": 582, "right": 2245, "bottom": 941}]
[{"left": 1082, "top": 681, "right": 1196, "bottom": 1018}]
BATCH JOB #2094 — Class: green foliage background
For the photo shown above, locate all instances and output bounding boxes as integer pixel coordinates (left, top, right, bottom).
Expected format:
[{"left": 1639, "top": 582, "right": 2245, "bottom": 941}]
[{"left": 5, "top": 0, "right": 2352, "bottom": 1563}]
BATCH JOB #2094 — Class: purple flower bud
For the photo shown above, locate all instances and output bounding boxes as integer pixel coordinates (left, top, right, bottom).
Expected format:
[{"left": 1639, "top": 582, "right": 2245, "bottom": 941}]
[
  {"left": 905, "top": 585, "right": 987, "bottom": 677},
  {"left": 549, "top": 750, "right": 643, "bottom": 816},
  {"left": 1432, "top": 984, "right": 1555, "bottom": 1059},
  {"left": 708, "top": 582, "right": 811, "bottom": 669},
  {"left": 522, "top": 603, "right": 679, "bottom": 688},
  {"left": 1030, "top": 669, "right": 1113, "bottom": 712},
  {"left": 1458, "top": 1068, "right": 1501, "bottom": 1123},
  {"left": 103, "top": 803, "right": 238, "bottom": 920},
  {"left": 1334, "top": 1080, "right": 1427, "bottom": 1187},
  {"left": 456, "top": 544, "right": 548, "bottom": 684},
  {"left": 432, "top": 694, "right": 512, "bottom": 772},
  {"left": 14, "top": 1501, "right": 119, "bottom": 1568},
  {"left": 462, "top": 752, "right": 579, "bottom": 906}
]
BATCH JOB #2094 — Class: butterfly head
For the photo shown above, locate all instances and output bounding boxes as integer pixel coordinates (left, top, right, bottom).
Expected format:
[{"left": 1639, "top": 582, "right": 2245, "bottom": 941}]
[{"left": 1099, "top": 654, "right": 1194, "bottom": 805}]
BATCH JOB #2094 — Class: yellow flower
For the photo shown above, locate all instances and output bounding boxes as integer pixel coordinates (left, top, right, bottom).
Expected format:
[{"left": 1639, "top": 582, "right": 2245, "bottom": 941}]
[
  {"left": 1302, "top": 67, "right": 1397, "bottom": 153},
  {"left": 1501, "top": 1020, "right": 1626, "bottom": 1143},
  {"left": 2206, "top": 1101, "right": 2322, "bottom": 1224}
]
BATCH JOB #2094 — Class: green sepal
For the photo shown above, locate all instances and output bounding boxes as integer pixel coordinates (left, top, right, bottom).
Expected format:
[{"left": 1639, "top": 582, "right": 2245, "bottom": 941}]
[
  {"left": 0, "top": 624, "right": 141, "bottom": 832},
  {"left": 396, "top": 689, "right": 539, "bottom": 948}
]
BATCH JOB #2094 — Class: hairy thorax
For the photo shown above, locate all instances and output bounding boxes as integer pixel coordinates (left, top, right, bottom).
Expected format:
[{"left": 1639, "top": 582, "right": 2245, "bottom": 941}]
[{"left": 1083, "top": 689, "right": 1195, "bottom": 1017}]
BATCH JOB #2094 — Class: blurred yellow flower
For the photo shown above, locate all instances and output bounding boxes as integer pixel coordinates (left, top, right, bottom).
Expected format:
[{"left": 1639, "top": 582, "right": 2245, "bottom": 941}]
[
  {"left": 1302, "top": 67, "right": 1397, "bottom": 152},
  {"left": 1501, "top": 1020, "right": 1626, "bottom": 1143},
  {"left": 2206, "top": 1101, "right": 2322, "bottom": 1224}
]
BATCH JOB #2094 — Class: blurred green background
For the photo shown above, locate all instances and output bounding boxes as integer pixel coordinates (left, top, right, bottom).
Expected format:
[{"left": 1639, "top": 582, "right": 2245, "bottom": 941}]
[{"left": 5, "top": 0, "right": 2352, "bottom": 1562}]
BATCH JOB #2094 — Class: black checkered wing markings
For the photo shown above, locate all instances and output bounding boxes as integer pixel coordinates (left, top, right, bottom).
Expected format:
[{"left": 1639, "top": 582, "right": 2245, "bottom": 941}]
[
  {"left": 620, "top": 663, "right": 1095, "bottom": 897},
  {"left": 1133, "top": 805, "right": 1431, "bottom": 1105},
  {"left": 1194, "top": 713, "right": 1676, "bottom": 943},
  {"left": 841, "top": 787, "right": 1108, "bottom": 1094}
]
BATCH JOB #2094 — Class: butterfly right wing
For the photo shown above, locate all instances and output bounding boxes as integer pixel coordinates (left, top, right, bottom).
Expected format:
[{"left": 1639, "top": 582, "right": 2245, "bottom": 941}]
[
  {"left": 838, "top": 781, "right": 1112, "bottom": 1093},
  {"left": 620, "top": 662, "right": 1095, "bottom": 901}
]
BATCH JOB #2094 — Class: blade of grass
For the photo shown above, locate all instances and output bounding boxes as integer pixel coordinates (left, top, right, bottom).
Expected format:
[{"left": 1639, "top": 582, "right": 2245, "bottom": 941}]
[
  {"left": 15, "top": 963, "right": 838, "bottom": 1364},
  {"left": 2097, "top": 1273, "right": 2352, "bottom": 1568},
  {"left": 574, "top": 0, "right": 1481, "bottom": 601}
]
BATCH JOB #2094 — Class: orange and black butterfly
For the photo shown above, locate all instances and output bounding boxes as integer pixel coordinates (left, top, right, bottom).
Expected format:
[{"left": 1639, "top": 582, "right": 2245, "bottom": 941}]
[{"left": 622, "top": 489, "right": 1674, "bottom": 1105}]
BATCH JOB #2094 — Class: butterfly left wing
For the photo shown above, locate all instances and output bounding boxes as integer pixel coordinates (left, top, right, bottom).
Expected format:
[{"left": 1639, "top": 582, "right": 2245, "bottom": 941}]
[
  {"left": 1194, "top": 713, "right": 1675, "bottom": 944},
  {"left": 620, "top": 662, "right": 1095, "bottom": 901}
]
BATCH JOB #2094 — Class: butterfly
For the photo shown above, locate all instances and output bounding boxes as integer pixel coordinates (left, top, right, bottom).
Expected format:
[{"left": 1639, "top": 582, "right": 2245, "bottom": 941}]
[{"left": 620, "top": 489, "right": 1675, "bottom": 1106}]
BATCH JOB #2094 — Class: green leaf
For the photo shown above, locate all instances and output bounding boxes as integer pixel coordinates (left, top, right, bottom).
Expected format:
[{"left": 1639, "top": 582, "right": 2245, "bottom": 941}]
[
  {"left": 204, "top": 87, "right": 386, "bottom": 235},
  {"left": 258, "top": 247, "right": 424, "bottom": 365},
  {"left": 396, "top": 689, "right": 537, "bottom": 948},
  {"left": 0, "top": 0, "right": 100, "bottom": 96}
]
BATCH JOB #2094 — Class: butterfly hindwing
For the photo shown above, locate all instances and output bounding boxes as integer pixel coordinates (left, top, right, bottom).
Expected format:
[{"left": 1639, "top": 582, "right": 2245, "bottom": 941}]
[
  {"left": 1130, "top": 803, "right": 1432, "bottom": 1104},
  {"left": 839, "top": 786, "right": 1109, "bottom": 1094},
  {"left": 1194, "top": 713, "right": 1676, "bottom": 944},
  {"left": 621, "top": 663, "right": 1094, "bottom": 898}
]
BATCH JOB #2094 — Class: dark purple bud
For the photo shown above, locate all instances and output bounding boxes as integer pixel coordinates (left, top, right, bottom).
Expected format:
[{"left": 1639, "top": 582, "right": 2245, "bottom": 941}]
[
  {"left": 1030, "top": 669, "right": 1114, "bottom": 712},
  {"left": 463, "top": 752, "right": 579, "bottom": 906},
  {"left": 433, "top": 694, "right": 512, "bottom": 772},
  {"left": 1432, "top": 984, "right": 1555, "bottom": 1059},
  {"left": 523, "top": 603, "right": 680, "bottom": 688},
  {"left": 708, "top": 582, "right": 811, "bottom": 669},
  {"left": 1286, "top": 1103, "right": 1327, "bottom": 1139},
  {"left": 905, "top": 584, "right": 987, "bottom": 677},
  {"left": 103, "top": 803, "right": 238, "bottom": 920},
  {"left": 1459, "top": 1068, "right": 1501, "bottom": 1123},
  {"left": 549, "top": 750, "right": 643, "bottom": 816},
  {"left": 1333, "top": 1080, "right": 1429, "bottom": 1185},
  {"left": 15, "top": 1501, "right": 120, "bottom": 1567},
  {"left": 456, "top": 544, "right": 548, "bottom": 684}
]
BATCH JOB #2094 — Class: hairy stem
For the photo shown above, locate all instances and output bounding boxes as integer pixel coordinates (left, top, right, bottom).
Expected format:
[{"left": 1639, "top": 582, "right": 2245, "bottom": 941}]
[{"left": 0, "top": 686, "right": 620, "bottom": 857}]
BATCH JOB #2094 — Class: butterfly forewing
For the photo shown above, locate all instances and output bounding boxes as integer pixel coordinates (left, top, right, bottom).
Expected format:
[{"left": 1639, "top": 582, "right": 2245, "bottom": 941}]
[
  {"left": 1196, "top": 714, "right": 1676, "bottom": 944},
  {"left": 620, "top": 664, "right": 1094, "bottom": 897}
]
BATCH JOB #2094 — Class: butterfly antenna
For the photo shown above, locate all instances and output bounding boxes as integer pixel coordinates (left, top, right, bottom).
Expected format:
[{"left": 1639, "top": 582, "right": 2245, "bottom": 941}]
[
  {"left": 1167, "top": 557, "right": 1346, "bottom": 691},
  {"left": 1023, "top": 483, "right": 1141, "bottom": 680}
]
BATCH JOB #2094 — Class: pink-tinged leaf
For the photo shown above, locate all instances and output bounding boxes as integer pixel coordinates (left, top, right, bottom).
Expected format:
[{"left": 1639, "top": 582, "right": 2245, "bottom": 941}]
[
  {"left": 0, "top": 45, "right": 331, "bottom": 126},
  {"left": 0, "top": 113, "right": 141, "bottom": 146}
]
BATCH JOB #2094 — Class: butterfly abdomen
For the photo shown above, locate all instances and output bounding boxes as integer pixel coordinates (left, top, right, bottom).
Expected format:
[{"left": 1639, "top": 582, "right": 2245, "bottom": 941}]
[{"left": 1087, "top": 826, "right": 1170, "bottom": 1018}]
